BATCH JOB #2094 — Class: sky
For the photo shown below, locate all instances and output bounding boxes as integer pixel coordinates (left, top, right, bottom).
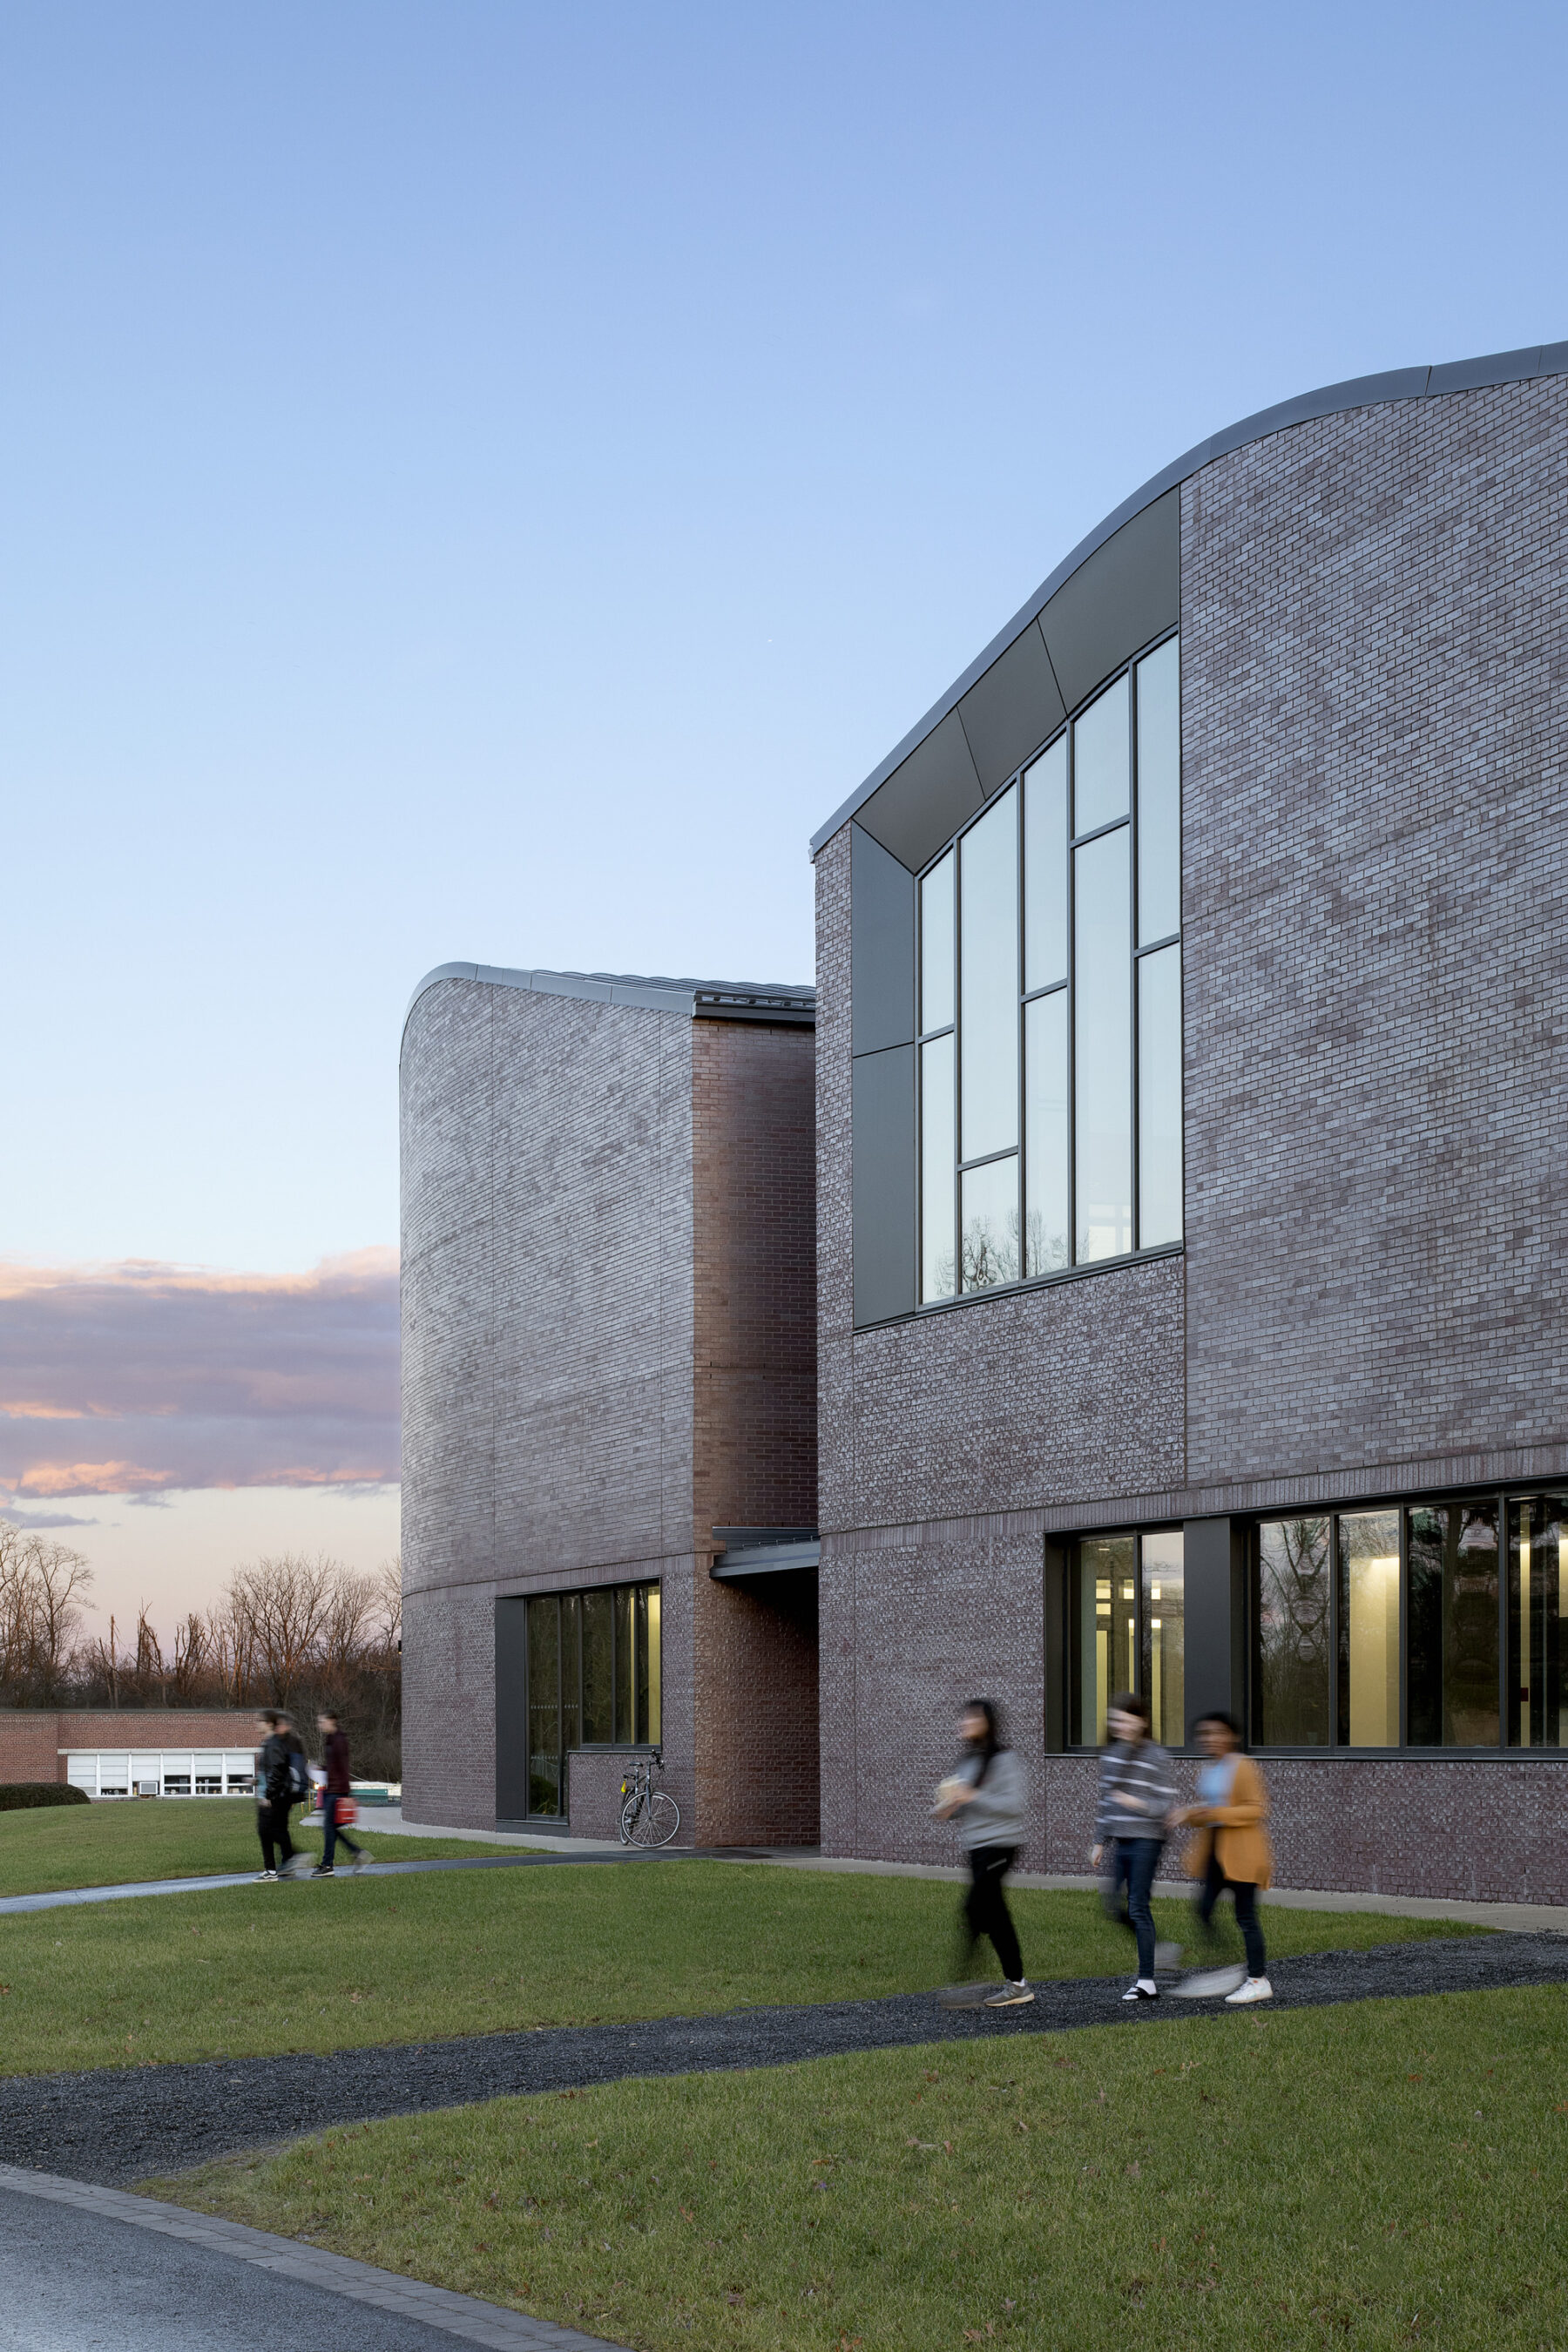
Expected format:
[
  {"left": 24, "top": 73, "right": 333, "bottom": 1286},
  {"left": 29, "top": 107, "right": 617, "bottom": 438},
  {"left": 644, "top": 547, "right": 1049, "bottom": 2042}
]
[{"left": 3, "top": 1, "right": 1566, "bottom": 1631}]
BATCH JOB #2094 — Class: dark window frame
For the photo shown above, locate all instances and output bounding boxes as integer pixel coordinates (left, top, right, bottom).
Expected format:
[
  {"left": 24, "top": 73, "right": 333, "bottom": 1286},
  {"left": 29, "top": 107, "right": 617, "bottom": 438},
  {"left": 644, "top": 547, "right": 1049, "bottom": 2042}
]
[
  {"left": 914, "top": 625, "right": 1183, "bottom": 1314},
  {"left": 1065, "top": 1524, "right": 1188, "bottom": 1752},
  {"left": 520, "top": 1577, "right": 662, "bottom": 1823}
]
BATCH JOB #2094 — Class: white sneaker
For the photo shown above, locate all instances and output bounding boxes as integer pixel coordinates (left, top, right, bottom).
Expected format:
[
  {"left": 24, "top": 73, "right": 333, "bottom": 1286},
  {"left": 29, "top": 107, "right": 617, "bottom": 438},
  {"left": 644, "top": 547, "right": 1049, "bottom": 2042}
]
[
  {"left": 1224, "top": 1975, "right": 1274, "bottom": 2005},
  {"left": 1172, "top": 1964, "right": 1246, "bottom": 2000}
]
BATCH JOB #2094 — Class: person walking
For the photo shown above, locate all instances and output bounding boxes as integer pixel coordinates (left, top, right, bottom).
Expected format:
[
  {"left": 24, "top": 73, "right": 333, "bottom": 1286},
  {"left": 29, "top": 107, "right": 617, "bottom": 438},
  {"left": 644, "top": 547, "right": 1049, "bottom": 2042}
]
[
  {"left": 312, "top": 1710, "right": 370, "bottom": 1877},
  {"left": 933, "top": 1699, "right": 1034, "bottom": 2008},
  {"left": 1092, "top": 1690, "right": 1178, "bottom": 2003},
  {"left": 1173, "top": 1710, "right": 1274, "bottom": 2005},
  {"left": 254, "top": 1707, "right": 308, "bottom": 1881}
]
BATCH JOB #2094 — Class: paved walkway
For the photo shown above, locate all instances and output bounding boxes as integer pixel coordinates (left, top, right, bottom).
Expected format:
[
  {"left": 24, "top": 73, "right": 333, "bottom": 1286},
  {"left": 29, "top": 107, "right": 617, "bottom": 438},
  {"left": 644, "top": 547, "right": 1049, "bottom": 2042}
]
[
  {"left": 0, "top": 2166, "right": 619, "bottom": 2351},
  {"left": 0, "top": 1850, "right": 673, "bottom": 1918},
  {"left": 5, "top": 1930, "right": 1566, "bottom": 2187}
]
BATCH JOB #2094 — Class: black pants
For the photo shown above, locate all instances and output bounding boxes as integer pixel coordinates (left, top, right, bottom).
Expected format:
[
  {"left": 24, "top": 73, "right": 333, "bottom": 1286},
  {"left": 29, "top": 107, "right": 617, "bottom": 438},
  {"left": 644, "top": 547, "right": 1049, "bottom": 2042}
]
[
  {"left": 963, "top": 1844, "right": 1024, "bottom": 1982},
  {"left": 321, "top": 1792, "right": 362, "bottom": 1867},
  {"left": 1196, "top": 1851, "right": 1267, "bottom": 1977},
  {"left": 258, "top": 1800, "right": 294, "bottom": 1872}
]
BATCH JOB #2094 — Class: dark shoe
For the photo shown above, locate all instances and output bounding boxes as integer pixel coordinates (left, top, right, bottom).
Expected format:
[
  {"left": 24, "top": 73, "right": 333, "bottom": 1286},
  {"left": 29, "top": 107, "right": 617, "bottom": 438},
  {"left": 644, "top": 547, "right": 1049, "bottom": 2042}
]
[
  {"left": 984, "top": 1981, "right": 1036, "bottom": 2008},
  {"left": 256, "top": 1869, "right": 278, "bottom": 1882},
  {"left": 1121, "top": 1980, "right": 1160, "bottom": 2002},
  {"left": 310, "top": 1864, "right": 335, "bottom": 1877}
]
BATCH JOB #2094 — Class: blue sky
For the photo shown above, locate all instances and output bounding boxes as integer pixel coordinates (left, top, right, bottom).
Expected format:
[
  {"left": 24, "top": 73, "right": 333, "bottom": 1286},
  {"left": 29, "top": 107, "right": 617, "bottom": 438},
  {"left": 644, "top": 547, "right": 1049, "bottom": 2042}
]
[{"left": 2, "top": 1, "right": 1565, "bottom": 1614}]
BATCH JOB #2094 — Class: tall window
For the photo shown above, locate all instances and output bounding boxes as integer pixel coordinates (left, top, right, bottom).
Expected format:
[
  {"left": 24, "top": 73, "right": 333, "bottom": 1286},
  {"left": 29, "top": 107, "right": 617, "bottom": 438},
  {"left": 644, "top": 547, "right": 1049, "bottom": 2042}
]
[
  {"left": 917, "top": 634, "right": 1180, "bottom": 1302},
  {"left": 1069, "top": 1528, "right": 1185, "bottom": 1748},
  {"left": 525, "top": 1580, "right": 661, "bottom": 1818},
  {"left": 1253, "top": 1496, "right": 1562, "bottom": 1750}
]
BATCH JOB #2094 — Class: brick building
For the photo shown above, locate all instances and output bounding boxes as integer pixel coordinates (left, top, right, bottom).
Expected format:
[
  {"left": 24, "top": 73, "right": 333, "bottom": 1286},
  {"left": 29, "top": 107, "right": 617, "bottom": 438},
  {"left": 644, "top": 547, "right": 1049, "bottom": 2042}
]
[
  {"left": 403, "top": 343, "right": 1568, "bottom": 1904},
  {"left": 814, "top": 343, "right": 1568, "bottom": 1903},
  {"left": 0, "top": 1710, "right": 260, "bottom": 1793},
  {"left": 400, "top": 963, "right": 818, "bottom": 1842}
]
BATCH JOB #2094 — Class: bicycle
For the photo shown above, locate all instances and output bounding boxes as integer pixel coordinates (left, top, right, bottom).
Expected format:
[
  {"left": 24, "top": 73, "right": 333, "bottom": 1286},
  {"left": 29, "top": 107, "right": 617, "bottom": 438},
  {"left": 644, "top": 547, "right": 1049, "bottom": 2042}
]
[{"left": 618, "top": 1756, "right": 680, "bottom": 1848}]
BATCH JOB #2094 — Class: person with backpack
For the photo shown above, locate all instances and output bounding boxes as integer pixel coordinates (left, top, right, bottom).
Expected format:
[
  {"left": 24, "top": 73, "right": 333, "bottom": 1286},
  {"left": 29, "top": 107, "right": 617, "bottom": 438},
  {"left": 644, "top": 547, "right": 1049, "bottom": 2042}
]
[
  {"left": 254, "top": 1707, "right": 308, "bottom": 1881},
  {"left": 1092, "top": 1690, "right": 1179, "bottom": 2002},
  {"left": 932, "top": 1698, "right": 1034, "bottom": 2008},
  {"left": 312, "top": 1709, "right": 370, "bottom": 1877},
  {"left": 1172, "top": 1710, "right": 1274, "bottom": 2005}
]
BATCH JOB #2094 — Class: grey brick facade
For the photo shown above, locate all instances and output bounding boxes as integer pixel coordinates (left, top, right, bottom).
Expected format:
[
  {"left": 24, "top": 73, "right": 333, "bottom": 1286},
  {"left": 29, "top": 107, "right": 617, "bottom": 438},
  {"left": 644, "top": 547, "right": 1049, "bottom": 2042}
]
[
  {"left": 401, "top": 968, "right": 817, "bottom": 1842},
  {"left": 815, "top": 365, "right": 1568, "bottom": 1899}
]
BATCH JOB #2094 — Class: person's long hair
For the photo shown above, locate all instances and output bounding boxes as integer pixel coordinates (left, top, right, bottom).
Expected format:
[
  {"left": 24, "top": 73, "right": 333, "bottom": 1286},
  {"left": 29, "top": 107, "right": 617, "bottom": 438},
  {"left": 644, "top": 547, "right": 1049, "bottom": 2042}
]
[{"left": 964, "top": 1697, "right": 1006, "bottom": 1785}]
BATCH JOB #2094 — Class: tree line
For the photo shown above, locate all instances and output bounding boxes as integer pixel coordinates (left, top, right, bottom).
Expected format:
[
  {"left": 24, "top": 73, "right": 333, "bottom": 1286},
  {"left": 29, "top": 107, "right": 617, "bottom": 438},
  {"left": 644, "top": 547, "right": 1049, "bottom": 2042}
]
[{"left": 0, "top": 1530, "right": 402, "bottom": 1777}]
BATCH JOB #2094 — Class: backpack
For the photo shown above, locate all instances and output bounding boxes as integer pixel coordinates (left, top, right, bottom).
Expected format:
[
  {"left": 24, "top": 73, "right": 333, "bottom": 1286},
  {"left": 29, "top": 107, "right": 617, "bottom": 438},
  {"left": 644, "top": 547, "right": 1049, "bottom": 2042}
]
[{"left": 287, "top": 1745, "right": 311, "bottom": 1801}]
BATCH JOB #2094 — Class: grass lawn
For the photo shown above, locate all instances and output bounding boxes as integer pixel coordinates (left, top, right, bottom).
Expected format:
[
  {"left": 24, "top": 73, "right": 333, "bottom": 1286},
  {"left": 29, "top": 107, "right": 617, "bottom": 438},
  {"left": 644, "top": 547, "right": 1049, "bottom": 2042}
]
[
  {"left": 149, "top": 1984, "right": 1568, "bottom": 2350},
  {"left": 0, "top": 1857, "right": 1476, "bottom": 2077},
  {"left": 0, "top": 1795, "right": 523, "bottom": 1897}
]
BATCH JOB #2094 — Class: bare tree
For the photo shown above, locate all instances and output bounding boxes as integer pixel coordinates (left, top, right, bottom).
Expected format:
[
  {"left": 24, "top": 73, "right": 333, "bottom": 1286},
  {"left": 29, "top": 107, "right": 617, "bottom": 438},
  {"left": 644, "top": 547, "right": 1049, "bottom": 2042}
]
[{"left": 0, "top": 1528, "right": 95, "bottom": 1704}]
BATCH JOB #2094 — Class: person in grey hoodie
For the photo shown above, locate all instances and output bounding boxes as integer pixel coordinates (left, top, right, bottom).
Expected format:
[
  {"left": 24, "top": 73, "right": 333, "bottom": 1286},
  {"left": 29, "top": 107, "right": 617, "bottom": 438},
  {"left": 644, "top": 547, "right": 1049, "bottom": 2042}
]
[
  {"left": 1092, "top": 1690, "right": 1179, "bottom": 2003},
  {"left": 933, "top": 1698, "right": 1034, "bottom": 2008}
]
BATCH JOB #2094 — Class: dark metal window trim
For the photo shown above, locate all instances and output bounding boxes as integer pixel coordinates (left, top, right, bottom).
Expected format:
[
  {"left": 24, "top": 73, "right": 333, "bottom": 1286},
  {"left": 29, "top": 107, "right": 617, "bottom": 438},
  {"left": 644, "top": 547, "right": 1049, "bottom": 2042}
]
[
  {"left": 1064, "top": 1523, "right": 1188, "bottom": 1754},
  {"left": 517, "top": 1577, "right": 663, "bottom": 1824},
  {"left": 913, "top": 625, "right": 1180, "bottom": 1315}
]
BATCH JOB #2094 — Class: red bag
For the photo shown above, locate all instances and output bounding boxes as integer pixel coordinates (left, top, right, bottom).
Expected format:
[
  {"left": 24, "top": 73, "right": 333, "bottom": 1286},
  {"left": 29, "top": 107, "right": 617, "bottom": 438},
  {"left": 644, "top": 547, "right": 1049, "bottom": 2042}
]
[{"left": 335, "top": 1795, "right": 357, "bottom": 1827}]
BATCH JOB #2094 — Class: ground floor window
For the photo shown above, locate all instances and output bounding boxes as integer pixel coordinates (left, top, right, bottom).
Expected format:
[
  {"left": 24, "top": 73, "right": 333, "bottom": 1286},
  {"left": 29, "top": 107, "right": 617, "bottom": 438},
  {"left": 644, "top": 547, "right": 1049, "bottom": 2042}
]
[
  {"left": 526, "top": 1580, "right": 661, "bottom": 1817},
  {"left": 1068, "top": 1528, "right": 1184, "bottom": 1748},
  {"left": 1254, "top": 1494, "right": 1567, "bottom": 1750}
]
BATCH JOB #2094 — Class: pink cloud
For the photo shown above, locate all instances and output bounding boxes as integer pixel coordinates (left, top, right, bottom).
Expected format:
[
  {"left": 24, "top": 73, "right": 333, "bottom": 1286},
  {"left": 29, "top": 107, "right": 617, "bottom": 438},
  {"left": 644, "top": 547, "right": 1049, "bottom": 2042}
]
[{"left": 0, "top": 1251, "right": 399, "bottom": 1498}]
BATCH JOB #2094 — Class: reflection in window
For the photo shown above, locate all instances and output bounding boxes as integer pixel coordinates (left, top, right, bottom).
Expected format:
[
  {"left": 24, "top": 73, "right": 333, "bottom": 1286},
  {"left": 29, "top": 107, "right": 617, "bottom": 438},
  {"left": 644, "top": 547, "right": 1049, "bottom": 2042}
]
[
  {"left": 1074, "top": 826, "right": 1132, "bottom": 1260},
  {"left": 1024, "top": 738, "right": 1067, "bottom": 990},
  {"left": 1135, "top": 638, "right": 1180, "bottom": 944},
  {"left": 1024, "top": 990, "right": 1068, "bottom": 1275},
  {"left": 961, "top": 1155, "right": 1019, "bottom": 1289},
  {"left": 1075, "top": 1535, "right": 1137, "bottom": 1748},
  {"left": 1137, "top": 945, "right": 1182, "bottom": 1249},
  {"left": 524, "top": 1580, "right": 661, "bottom": 1821},
  {"left": 1509, "top": 1497, "right": 1568, "bottom": 1747},
  {"left": 1338, "top": 1511, "right": 1400, "bottom": 1747},
  {"left": 959, "top": 787, "right": 1018, "bottom": 1162},
  {"left": 1073, "top": 672, "right": 1129, "bottom": 835},
  {"left": 1140, "top": 1531, "right": 1185, "bottom": 1750},
  {"left": 1256, "top": 1517, "right": 1332, "bottom": 1746},
  {"left": 1409, "top": 1504, "right": 1498, "bottom": 1747},
  {"left": 920, "top": 1033, "right": 956, "bottom": 1301}
]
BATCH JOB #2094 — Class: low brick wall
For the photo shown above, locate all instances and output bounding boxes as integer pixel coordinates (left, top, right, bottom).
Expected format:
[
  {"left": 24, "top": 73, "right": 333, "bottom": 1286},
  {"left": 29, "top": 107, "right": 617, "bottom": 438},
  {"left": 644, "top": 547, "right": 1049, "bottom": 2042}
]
[{"left": 564, "top": 1748, "right": 693, "bottom": 1845}]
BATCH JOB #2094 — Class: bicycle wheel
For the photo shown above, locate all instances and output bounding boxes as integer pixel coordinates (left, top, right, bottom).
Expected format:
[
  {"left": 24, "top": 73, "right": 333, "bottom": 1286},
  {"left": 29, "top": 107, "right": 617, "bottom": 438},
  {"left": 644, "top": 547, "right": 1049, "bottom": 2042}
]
[
  {"left": 626, "top": 1789, "right": 679, "bottom": 1848},
  {"left": 618, "top": 1793, "right": 640, "bottom": 1846}
]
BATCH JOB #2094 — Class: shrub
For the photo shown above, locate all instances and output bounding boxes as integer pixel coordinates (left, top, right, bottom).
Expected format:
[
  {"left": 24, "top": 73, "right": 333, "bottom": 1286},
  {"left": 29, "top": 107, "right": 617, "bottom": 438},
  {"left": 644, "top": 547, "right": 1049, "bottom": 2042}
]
[{"left": 0, "top": 1781, "right": 91, "bottom": 1813}]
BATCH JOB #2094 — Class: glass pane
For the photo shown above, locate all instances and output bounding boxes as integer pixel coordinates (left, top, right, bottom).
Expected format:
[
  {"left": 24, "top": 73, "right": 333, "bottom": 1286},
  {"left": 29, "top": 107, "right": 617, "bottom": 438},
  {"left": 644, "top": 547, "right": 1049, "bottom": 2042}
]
[
  {"left": 634, "top": 1586, "right": 651, "bottom": 1744},
  {"left": 1024, "top": 991, "right": 1068, "bottom": 1276},
  {"left": 1409, "top": 1504, "right": 1498, "bottom": 1747},
  {"left": 560, "top": 1592, "right": 581, "bottom": 1755},
  {"left": 1024, "top": 737, "right": 1067, "bottom": 991},
  {"left": 920, "top": 1033, "right": 956, "bottom": 1301},
  {"left": 1137, "top": 945, "right": 1182, "bottom": 1248},
  {"left": 614, "top": 1585, "right": 634, "bottom": 1742},
  {"left": 645, "top": 1584, "right": 662, "bottom": 1747},
  {"left": 958, "top": 786, "right": 1018, "bottom": 1161},
  {"left": 1072, "top": 672, "right": 1129, "bottom": 835},
  {"left": 1136, "top": 638, "right": 1180, "bottom": 944},
  {"left": 920, "top": 849, "right": 955, "bottom": 1034},
  {"left": 961, "top": 1154, "right": 1019, "bottom": 1290},
  {"left": 1140, "top": 1532, "right": 1184, "bottom": 1750},
  {"left": 1074, "top": 1534, "right": 1137, "bottom": 1747},
  {"left": 1338, "top": 1511, "right": 1400, "bottom": 1747},
  {"left": 1256, "top": 1517, "right": 1332, "bottom": 1746},
  {"left": 581, "top": 1590, "right": 613, "bottom": 1742},
  {"left": 526, "top": 1594, "right": 560, "bottom": 1815},
  {"left": 1073, "top": 826, "right": 1132, "bottom": 1261},
  {"left": 1509, "top": 1498, "right": 1568, "bottom": 1748}
]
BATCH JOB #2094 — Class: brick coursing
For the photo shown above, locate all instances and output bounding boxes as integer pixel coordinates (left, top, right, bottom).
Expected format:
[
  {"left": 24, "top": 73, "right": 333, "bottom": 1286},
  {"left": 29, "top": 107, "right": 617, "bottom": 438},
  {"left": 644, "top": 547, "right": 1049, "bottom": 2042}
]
[
  {"left": 402, "top": 982, "right": 819, "bottom": 1842},
  {"left": 817, "top": 374, "right": 1568, "bottom": 1889},
  {"left": 0, "top": 1710, "right": 261, "bottom": 1786}
]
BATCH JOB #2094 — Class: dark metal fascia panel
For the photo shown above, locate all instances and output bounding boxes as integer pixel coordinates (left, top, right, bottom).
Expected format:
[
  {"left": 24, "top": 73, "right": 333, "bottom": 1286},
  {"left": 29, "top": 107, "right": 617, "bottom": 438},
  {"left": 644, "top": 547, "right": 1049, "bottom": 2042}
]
[{"left": 808, "top": 341, "right": 1568, "bottom": 859}]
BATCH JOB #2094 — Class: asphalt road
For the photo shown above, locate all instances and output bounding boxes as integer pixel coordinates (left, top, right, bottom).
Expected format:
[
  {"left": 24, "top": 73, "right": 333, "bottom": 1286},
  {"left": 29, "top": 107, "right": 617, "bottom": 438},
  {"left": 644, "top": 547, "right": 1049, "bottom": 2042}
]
[{"left": 4, "top": 1930, "right": 1566, "bottom": 2186}]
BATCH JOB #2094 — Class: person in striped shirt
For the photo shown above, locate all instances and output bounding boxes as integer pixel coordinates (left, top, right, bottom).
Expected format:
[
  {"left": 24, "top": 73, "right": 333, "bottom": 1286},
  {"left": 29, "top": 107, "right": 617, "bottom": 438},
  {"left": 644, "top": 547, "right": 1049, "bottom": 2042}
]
[{"left": 1091, "top": 1691, "right": 1178, "bottom": 2002}]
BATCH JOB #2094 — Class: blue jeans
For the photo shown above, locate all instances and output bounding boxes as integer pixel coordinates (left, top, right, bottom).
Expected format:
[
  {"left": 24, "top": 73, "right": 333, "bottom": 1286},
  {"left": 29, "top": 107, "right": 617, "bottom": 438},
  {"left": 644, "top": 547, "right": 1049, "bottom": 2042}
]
[
  {"left": 1104, "top": 1836, "right": 1163, "bottom": 1978},
  {"left": 321, "top": 1792, "right": 362, "bottom": 1868}
]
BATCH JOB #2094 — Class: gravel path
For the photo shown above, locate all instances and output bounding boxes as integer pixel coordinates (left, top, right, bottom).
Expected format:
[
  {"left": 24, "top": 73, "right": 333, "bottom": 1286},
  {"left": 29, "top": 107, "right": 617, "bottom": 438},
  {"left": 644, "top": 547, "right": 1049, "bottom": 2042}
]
[{"left": 3, "top": 1930, "right": 1565, "bottom": 2187}]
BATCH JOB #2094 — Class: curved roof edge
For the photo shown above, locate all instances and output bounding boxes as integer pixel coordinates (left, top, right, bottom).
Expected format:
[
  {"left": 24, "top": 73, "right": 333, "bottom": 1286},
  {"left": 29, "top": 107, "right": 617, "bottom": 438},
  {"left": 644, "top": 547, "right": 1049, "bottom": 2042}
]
[
  {"left": 402, "top": 961, "right": 815, "bottom": 1054},
  {"left": 808, "top": 339, "right": 1568, "bottom": 860}
]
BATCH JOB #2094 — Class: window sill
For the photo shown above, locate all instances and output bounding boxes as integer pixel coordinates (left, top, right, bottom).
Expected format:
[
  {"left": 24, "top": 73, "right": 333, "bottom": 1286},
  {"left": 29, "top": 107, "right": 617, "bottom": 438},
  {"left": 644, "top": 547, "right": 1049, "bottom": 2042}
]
[{"left": 857, "top": 1240, "right": 1184, "bottom": 1331}]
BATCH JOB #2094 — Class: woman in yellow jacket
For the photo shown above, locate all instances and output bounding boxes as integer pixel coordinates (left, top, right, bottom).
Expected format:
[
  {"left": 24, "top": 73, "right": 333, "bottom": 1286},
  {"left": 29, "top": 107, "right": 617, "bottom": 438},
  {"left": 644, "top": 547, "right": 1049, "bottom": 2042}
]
[{"left": 1175, "top": 1711, "right": 1274, "bottom": 2005}]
